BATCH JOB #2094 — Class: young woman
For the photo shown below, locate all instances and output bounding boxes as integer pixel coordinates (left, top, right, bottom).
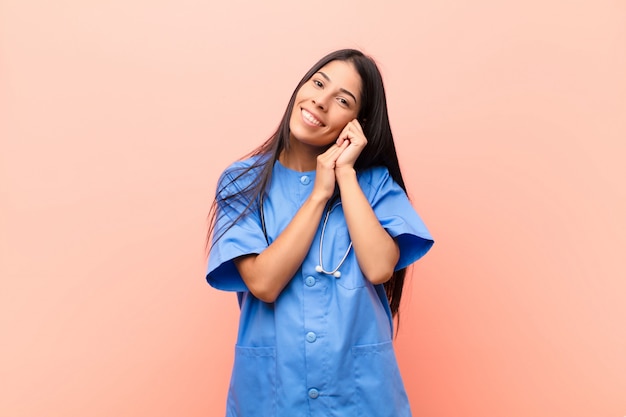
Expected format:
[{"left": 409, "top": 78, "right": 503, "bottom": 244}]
[{"left": 206, "top": 49, "right": 433, "bottom": 416}]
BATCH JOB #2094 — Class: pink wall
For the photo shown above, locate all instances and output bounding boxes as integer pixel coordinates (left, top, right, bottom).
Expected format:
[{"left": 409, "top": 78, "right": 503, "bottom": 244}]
[{"left": 1, "top": 0, "right": 624, "bottom": 416}]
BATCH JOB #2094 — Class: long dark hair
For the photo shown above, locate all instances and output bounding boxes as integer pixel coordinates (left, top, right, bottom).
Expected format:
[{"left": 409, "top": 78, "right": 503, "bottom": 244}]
[{"left": 207, "top": 49, "right": 409, "bottom": 320}]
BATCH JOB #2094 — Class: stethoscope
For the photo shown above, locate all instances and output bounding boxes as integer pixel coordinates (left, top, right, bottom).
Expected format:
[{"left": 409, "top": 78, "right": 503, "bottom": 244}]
[{"left": 260, "top": 195, "right": 352, "bottom": 278}]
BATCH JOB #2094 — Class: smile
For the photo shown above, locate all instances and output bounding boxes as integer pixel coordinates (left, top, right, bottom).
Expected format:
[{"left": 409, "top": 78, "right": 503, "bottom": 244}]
[{"left": 301, "top": 109, "right": 324, "bottom": 127}]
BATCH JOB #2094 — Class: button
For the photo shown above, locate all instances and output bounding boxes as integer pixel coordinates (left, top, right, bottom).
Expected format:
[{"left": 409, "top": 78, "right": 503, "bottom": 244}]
[
  {"left": 308, "top": 388, "right": 319, "bottom": 399},
  {"left": 305, "top": 276, "right": 316, "bottom": 287},
  {"left": 300, "top": 175, "right": 311, "bottom": 185},
  {"left": 306, "top": 332, "right": 317, "bottom": 343}
]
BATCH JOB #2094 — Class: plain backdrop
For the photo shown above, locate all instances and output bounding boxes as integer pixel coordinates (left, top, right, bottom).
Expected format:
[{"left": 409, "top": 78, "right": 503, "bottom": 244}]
[{"left": 1, "top": 0, "right": 625, "bottom": 416}]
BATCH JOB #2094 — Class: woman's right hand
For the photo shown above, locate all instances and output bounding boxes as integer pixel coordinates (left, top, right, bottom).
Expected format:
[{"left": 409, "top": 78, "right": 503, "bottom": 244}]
[{"left": 312, "top": 141, "right": 350, "bottom": 201}]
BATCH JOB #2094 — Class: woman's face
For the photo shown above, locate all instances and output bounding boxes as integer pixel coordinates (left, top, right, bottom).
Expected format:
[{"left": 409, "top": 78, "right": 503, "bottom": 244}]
[{"left": 289, "top": 60, "right": 362, "bottom": 149}]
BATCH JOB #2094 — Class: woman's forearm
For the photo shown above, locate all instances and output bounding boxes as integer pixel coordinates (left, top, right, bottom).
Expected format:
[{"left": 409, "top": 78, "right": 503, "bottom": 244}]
[
  {"left": 335, "top": 167, "right": 399, "bottom": 284},
  {"left": 234, "top": 194, "right": 327, "bottom": 303}
]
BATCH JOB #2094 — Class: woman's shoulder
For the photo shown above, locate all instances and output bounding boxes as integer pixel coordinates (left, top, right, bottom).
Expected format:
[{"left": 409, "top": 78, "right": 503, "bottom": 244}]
[
  {"left": 358, "top": 165, "right": 392, "bottom": 187},
  {"left": 357, "top": 165, "right": 410, "bottom": 202},
  {"left": 220, "top": 154, "right": 270, "bottom": 180},
  {"left": 222, "top": 153, "right": 269, "bottom": 173},
  {"left": 214, "top": 154, "right": 271, "bottom": 198}
]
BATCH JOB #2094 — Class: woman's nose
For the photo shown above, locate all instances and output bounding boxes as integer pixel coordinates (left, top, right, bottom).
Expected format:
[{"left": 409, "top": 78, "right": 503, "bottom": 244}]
[{"left": 312, "top": 93, "right": 330, "bottom": 110}]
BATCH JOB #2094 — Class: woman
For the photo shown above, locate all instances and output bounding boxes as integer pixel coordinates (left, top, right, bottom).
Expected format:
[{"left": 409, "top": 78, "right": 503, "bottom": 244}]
[{"left": 206, "top": 48, "right": 433, "bottom": 416}]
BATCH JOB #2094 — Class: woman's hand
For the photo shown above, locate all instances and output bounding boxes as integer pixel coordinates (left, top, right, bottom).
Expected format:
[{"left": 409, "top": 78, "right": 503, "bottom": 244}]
[
  {"left": 310, "top": 118, "right": 366, "bottom": 201},
  {"left": 311, "top": 140, "right": 350, "bottom": 201},
  {"left": 335, "top": 119, "right": 367, "bottom": 170}
]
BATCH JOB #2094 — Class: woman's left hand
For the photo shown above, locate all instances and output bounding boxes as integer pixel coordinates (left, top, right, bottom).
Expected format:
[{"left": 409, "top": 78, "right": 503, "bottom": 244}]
[{"left": 334, "top": 119, "right": 367, "bottom": 170}]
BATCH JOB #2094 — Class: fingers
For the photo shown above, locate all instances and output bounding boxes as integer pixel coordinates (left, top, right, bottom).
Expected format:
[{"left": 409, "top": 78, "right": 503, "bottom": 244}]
[
  {"left": 313, "top": 142, "right": 350, "bottom": 200},
  {"left": 336, "top": 119, "right": 367, "bottom": 147},
  {"left": 310, "top": 119, "right": 366, "bottom": 199},
  {"left": 319, "top": 117, "right": 368, "bottom": 171},
  {"left": 334, "top": 119, "right": 367, "bottom": 169},
  {"left": 316, "top": 141, "right": 349, "bottom": 171},
  {"left": 349, "top": 118, "right": 365, "bottom": 135}
]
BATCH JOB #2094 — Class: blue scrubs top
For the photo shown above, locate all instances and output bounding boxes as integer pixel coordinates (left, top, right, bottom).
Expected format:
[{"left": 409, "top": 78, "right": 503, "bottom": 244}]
[{"left": 207, "top": 157, "right": 434, "bottom": 417}]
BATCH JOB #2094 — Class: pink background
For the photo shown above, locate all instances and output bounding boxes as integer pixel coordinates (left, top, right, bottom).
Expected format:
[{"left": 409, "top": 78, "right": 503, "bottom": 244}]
[{"left": 1, "top": 0, "right": 625, "bottom": 416}]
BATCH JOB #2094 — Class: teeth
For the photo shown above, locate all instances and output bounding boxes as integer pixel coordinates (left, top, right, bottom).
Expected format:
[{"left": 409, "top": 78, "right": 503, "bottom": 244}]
[{"left": 302, "top": 109, "right": 323, "bottom": 126}]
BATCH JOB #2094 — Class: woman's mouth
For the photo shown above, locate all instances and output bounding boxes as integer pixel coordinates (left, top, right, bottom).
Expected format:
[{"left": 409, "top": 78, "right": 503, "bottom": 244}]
[{"left": 301, "top": 109, "right": 324, "bottom": 127}]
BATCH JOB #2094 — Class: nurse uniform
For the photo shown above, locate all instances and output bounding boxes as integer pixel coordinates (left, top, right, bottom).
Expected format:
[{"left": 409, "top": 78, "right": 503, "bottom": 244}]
[{"left": 207, "top": 156, "right": 434, "bottom": 417}]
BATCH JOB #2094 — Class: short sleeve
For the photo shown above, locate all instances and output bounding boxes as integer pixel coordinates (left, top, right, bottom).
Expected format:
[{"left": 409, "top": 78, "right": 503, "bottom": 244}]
[
  {"left": 366, "top": 167, "right": 434, "bottom": 270},
  {"left": 206, "top": 167, "right": 268, "bottom": 292}
]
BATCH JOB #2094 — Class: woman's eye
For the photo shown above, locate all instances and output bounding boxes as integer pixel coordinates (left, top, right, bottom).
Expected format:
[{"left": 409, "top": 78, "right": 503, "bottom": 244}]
[
  {"left": 313, "top": 79, "right": 323, "bottom": 88},
  {"left": 338, "top": 98, "right": 348, "bottom": 106}
]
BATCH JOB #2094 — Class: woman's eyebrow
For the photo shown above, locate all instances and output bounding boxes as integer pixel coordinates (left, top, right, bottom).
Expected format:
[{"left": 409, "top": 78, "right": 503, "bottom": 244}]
[{"left": 316, "top": 71, "right": 358, "bottom": 104}]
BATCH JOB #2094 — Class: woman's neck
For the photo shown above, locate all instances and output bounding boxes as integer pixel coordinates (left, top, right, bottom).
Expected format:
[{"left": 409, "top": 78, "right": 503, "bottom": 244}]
[
  {"left": 279, "top": 151, "right": 316, "bottom": 172},
  {"left": 279, "top": 140, "right": 322, "bottom": 172}
]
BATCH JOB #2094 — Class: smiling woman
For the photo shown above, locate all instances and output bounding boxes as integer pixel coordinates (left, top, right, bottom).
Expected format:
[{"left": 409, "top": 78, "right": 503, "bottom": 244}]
[
  {"left": 287, "top": 60, "right": 362, "bottom": 155},
  {"left": 205, "top": 49, "right": 434, "bottom": 416}
]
